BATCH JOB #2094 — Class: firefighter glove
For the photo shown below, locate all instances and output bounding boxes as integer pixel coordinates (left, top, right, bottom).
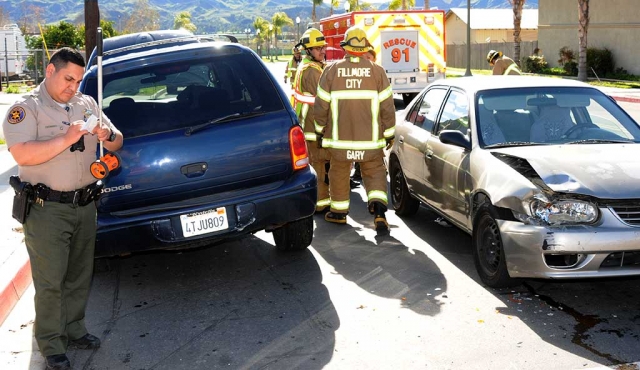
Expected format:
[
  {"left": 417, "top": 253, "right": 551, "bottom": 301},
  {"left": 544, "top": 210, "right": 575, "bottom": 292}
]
[{"left": 385, "top": 137, "right": 395, "bottom": 150}]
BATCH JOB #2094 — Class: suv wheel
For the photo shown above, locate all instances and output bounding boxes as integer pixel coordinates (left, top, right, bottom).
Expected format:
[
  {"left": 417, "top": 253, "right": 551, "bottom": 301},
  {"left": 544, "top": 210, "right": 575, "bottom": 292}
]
[{"left": 273, "top": 216, "right": 313, "bottom": 251}]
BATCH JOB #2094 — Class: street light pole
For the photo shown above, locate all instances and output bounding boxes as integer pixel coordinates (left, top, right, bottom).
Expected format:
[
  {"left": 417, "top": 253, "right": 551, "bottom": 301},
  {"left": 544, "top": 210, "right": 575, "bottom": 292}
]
[
  {"left": 345, "top": 1, "right": 350, "bottom": 13},
  {"left": 256, "top": 29, "right": 261, "bottom": 57},
  {"left": 296, "top": 16, "right": 300, "bottom": 43}
]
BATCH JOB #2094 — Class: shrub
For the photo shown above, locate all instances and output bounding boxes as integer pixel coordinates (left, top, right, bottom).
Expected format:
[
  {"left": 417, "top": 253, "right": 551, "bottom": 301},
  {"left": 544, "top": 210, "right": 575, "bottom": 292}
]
[
  {"left": 558, "top": 46, "right": 575, "bottom": 65},
  {"left": 523, "top": 55, "right": 548, "bottom": 73},
  {"left": 5, "top": 85, "right": 21, "bottom": 94},
  {"left": 563, "top": 61, "right": 578, "bottom": 76},
  {"left": 586, "top": 47, "right": 615, "bottom": 78}
]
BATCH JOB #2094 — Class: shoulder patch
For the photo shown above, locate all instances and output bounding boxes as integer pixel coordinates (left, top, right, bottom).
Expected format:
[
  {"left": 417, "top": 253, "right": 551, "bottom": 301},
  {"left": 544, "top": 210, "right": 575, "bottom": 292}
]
[{"left": 7, "top": 106, "right": 26, "bottom": 124}]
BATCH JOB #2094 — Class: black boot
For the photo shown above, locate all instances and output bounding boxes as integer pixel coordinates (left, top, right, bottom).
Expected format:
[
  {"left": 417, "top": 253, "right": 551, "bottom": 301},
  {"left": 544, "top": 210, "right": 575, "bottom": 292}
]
[
  {"left": 46, "top": 354, "right": 70, "bottom": 370},
  {"left": 370, "top": 202, "right": 389, "bottom": 235},
  {"left": 352, "top": 162, "right": 362, "bottom": 181},
  {"left": 325, "top": 211, "right": 347, "bottom": 224}
]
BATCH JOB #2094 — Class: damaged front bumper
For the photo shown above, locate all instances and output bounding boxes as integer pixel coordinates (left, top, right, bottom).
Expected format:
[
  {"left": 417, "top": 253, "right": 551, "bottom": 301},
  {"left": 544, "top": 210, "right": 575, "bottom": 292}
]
[{"left": 499, "top": 207, "right": 640, "bottom": 279}]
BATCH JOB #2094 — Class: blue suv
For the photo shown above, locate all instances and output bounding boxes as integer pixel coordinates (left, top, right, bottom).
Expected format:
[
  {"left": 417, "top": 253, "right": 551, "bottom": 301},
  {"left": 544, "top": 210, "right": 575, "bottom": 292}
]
[{"left": 80, "top": 31, "right": 317, "bottom": 257}]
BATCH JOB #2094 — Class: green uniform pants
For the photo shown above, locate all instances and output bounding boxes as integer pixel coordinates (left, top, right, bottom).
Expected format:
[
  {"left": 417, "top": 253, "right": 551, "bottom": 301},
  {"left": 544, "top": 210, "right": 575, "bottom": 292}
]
[
  {"left": 24, "top": 201, "right": 97, "bottom": 356},
  {"left": 308, "top": 143, "right": 331, "bottom": 211},
  {"left": 327, "top": 150, "right": 388, "bottom": 214}
]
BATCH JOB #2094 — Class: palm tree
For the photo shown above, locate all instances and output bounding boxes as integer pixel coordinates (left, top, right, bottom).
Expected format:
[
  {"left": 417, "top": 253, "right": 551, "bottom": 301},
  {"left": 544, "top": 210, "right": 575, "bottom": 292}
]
[
  {"left": 252, "top": 17, "right": 269, "bottom": 56},
  {"left": 330, "top": 0, "right": 339, "bottom": 15},
  {"left": 388, "top": 0, "right": 414, "bottom": 10},
  {"left": 508, "top": 0, "right": 525, "bottom": 67},
  {"left": 424, "top": 0, "right": 430, "bottom": 10},
  {"left": 272, "top": 12, "right": 294, "bottom": 60},
  {"left": 312, "top": 0, "right": 323, "bottom": 22},
  {"left": 577, "top": 0, "right": 590, "bottom": 81}
]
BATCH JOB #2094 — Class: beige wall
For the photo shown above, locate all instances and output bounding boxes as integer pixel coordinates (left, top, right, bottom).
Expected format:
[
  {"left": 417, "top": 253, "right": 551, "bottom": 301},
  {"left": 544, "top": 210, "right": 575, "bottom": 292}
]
[
  {"left": 445, "top": 14, "right": 537, "bottom": 45},
  {"left": 539, "top": 0, "right": 640, "bottom": 75}
]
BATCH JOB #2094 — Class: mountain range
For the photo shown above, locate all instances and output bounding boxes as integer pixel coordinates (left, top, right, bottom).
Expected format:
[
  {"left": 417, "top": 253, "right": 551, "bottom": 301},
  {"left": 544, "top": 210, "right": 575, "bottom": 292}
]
[{"left": 3, "top": 0, "right": 538, "bottom": 34}]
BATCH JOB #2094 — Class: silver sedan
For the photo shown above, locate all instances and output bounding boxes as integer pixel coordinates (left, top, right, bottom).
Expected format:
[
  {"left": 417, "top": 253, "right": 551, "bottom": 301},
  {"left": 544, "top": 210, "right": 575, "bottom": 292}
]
[{"left": 389, "top": 76, "right": 640, "bottom": 288}]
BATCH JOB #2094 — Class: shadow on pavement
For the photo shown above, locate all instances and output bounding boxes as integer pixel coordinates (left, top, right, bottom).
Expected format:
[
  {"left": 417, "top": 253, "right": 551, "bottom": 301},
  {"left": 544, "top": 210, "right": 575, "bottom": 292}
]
[
  {"left": 70, "top": 236, "right": 338, "bottom": 370},
  {"left": 311, "top": 191, "right": 447, "bottom": 317},
  {"left": 402, "top": 204, "right": 640, "bottom": 366}
]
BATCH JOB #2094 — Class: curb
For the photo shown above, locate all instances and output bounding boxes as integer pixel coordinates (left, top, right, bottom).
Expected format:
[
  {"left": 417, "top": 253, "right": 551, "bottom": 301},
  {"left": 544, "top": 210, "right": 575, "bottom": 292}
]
[
  {"left": 611, "top": 95, "right": 640, "bottom": 104},
  {"left": 0, "top": 245, "right": 31, "bottom": 325}
]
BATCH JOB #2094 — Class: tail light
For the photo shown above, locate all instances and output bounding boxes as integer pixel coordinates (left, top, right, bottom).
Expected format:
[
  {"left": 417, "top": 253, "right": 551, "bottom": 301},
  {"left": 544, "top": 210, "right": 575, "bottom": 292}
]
[{"left": 289, "top": 125, "right": 309, "bottom": 171}]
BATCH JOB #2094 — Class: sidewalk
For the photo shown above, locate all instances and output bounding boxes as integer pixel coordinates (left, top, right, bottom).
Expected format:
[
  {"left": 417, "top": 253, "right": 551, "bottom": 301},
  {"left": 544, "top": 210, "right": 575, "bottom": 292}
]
[{"left": 0, "top": 80, "right": 640, "bottom": 325}]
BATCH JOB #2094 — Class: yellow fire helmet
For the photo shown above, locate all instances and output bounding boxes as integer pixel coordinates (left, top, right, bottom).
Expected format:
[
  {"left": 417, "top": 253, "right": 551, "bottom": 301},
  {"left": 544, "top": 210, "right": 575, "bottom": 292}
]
[
  {"left": 298, "top": 28, "right": 327, "bottom": 50},
  {"left": 340, "top": 26, "right": 369, "bottom": 55},
  {"left": 487, "top": 49, "right": 502, "bottom": 64},
  {"left": 292, "top": 46, "right": 301, "bottom": 54}
]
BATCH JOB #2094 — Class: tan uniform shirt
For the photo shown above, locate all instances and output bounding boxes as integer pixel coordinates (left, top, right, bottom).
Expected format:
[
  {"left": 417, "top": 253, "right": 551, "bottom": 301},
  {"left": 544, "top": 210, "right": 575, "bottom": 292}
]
[
  {"left": 3, "top": 82, "right": 116, "bottom": 191},
  {"left": 314, "top": 56, "right": 396, "bottom": 161},
  {"left": 492, "top": 56, "right": 521, "bottom": 75}
]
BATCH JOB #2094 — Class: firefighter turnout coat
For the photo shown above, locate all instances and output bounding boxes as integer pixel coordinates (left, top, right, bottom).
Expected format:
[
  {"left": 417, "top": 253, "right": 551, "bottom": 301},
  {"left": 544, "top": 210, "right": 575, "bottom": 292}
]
[
  {"left": 293, "top": 55, "right": 331, "bottom": 211},
  {"left": 314, "top": 56, "right": 395, "bottom": 213},
  {"left": 492, "top": 55, "right": 521, "bottom": 75}
]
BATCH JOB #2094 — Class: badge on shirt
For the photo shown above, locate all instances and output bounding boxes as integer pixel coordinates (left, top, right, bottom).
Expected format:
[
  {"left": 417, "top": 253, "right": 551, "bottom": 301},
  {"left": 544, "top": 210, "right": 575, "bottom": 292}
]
[
  {"left": 83, "top": 108, "right": 93, "bottom": 121},
  {"left": 7, "top": 106, "right": 26, "bottom": 124}
]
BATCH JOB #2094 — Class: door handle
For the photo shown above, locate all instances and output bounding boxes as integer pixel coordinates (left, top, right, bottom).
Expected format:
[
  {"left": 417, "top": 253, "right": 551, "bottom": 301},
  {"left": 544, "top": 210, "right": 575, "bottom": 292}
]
[
  {"left": 425, "top": 148, "right": 433, "bottom": 159},
  {"left": 398, "top": 135, "right": 404, "bottom": 144}
]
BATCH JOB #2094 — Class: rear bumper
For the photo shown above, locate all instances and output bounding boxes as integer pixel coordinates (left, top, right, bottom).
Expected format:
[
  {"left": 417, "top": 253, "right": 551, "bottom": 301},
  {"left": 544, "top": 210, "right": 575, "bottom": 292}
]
[
  {"left": 95, "top": 168, "right": 317, "bottom": 257},
  {"left": 499, "top": 208, "right": 640, "bottom": 279}
]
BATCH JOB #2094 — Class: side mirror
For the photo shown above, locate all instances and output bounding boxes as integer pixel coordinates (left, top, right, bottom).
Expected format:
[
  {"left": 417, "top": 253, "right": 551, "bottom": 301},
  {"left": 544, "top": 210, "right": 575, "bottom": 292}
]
[{"left": 439, "top": 130, "right": 471, "bottom": 151}]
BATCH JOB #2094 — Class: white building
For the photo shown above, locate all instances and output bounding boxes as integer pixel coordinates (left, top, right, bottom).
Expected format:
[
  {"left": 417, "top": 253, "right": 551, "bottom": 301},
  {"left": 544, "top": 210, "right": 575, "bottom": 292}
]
[{"left": 0, "top": 24, "right": 29, "bottom": 76}]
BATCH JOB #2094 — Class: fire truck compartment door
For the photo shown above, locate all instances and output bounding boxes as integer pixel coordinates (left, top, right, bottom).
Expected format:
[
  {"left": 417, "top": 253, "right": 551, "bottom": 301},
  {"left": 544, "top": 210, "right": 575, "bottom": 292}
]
[{"left": 381, "top": 30, "right": 419, "bottom": 73}]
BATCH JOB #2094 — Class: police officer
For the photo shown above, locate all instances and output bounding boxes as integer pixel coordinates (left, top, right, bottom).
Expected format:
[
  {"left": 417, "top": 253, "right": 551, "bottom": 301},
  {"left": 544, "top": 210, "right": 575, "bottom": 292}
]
[
  {"left": 487, "top": 49, "right": 521, "bottom": 75},
  {"left": 2, "top": 47, "right": 123, "bottom": 370},
  {"left": 292, "top": 28, "right": 332, "bottom": 213},
  {"left": 314, "top": 26, "right": 395, "bottom": 235}
]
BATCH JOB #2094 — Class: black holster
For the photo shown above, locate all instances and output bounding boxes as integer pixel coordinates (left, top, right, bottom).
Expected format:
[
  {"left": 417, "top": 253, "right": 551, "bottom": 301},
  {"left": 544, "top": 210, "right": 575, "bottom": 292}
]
[{"left": 10, "top": 176, "right": 33, "bottom": 224}]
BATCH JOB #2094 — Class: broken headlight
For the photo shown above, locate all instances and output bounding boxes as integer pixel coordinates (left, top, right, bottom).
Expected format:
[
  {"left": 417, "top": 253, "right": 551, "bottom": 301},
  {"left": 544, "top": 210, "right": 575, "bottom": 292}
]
[{"left": 514, "top": 195, "right": 598, "bottom": 226}]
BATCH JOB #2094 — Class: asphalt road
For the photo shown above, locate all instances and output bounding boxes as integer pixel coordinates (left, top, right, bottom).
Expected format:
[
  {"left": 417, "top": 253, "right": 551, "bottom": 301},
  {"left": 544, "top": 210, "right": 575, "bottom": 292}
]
[{"left": 1, "top": 62, "right": 639, "bottom": 370}]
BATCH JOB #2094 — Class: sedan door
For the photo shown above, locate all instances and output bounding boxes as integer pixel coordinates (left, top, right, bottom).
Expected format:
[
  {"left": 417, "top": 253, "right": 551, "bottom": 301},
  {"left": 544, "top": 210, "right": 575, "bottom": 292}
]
[
  {"left": 424, "top": 89, "right": 472, "bottom": 228},
  {"left": 395, "top": 87, "right": 448, "bottom": 199}
]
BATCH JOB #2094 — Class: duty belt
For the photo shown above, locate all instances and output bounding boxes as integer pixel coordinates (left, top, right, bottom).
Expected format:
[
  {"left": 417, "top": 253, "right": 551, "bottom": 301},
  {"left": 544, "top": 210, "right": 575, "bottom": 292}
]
[{"left": 33, "top": 181, "right": 104, "bottom": 207}]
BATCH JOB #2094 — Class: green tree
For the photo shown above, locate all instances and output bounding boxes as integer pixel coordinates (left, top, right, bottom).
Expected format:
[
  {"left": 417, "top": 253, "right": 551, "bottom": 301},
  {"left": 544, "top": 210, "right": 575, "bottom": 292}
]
[
  {"left": 173, "top": 11, "right": 196, "bottom": 33},
  {"left": 272, "top": 12, "right": 293, "bottom": 58},
  {"left": 330, "top": 0, "right": 339, "bottom": 15},
  {"left": 389, "top": 0, "right": 415, "bottom": 10},
  {"left": 253, "top": 17, "right": 269, "bottom": 56},
  {"left": 577, "top": 0, "right": 590, "bottom": 81},
  {"left": 123, "top": 0, "right": 160, "bottom": 33},
  {"left": 312, "top": 0, "right": 323, "bottom": 22},
  {"left": 346, "top": 0, "right": 374, "bottom": 11},
  {"left": 508, "top": 0, "right": 526, "bottom": 67},
  {"left": 45, "top": 21, "right": 83, "bottom": 49}
]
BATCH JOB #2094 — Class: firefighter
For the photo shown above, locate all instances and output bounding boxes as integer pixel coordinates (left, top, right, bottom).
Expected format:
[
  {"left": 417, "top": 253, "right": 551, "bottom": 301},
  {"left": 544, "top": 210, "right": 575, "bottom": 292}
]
[
  {"left": 314, "top": 26, "right": 395, "bottom": 235},
  {"left": 292, "top": 27, "right": 332, "bottom": 213},
  {"left": 487, "top": 49, "right": 521, "bottom": 75},
  {"left": 285, "top": 46, "right": 302, "bottom": 88}
]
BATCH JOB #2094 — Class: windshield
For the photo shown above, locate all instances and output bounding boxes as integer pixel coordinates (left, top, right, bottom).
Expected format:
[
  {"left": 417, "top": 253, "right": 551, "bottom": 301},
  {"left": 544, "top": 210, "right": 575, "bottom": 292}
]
[
  {"left": 83, "top": 52, "right": 283, "bottom": 138},
  {"left": 476, "top": 87, "right": 640, "bottom": 148}
]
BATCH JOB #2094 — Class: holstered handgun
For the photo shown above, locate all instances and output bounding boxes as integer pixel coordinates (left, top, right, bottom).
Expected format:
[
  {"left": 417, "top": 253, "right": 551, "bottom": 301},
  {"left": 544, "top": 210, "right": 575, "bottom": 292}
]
[
  {"left": 70, "top": 136, "right": 85, "bottom": 152},
  {"left": 10, "top": 175, "right": 33, "bottom": 224}
]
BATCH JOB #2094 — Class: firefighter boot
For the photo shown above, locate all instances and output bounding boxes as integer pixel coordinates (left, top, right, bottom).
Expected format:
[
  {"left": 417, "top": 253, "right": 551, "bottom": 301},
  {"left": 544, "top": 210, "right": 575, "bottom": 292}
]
[
  {"left": 325, "top": 211, "right": 348, "bottom": 225},
  {"left": 369, "top": 202, "right": 389, "bottom": 235}
]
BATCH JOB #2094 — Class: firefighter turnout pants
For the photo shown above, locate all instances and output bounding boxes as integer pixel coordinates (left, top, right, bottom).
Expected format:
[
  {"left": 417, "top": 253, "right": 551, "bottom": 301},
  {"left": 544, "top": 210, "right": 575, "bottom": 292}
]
[
  {"left": 308, "top": 143, "right": 331, "bottom": 211},
  {"left": 328, "top": 150, "right": 388, "bottom": 214}
]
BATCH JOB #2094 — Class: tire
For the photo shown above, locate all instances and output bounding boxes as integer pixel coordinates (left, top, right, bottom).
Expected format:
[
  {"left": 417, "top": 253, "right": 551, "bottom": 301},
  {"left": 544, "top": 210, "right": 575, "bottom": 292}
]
[
  {"left": 273, "top": 216, "right": 314, "bottom": 252},
  {"left": 472, "top": 205, "right": 517, "bottom": 288},
  {"left": 390, "top": 160, "right": 420, "bottom": 217},
  {"left": 402, "top": 93, "right": 417, "bottom": 107}
]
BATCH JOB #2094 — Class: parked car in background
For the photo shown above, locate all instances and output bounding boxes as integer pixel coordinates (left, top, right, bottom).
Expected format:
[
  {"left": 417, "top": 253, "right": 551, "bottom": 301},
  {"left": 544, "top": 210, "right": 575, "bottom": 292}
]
[
  {"left": 81, "top": 31, "right": 317, "bottom": 257},
  {"left": 389, "top": 76, "right": 640, "bottom": 287}
]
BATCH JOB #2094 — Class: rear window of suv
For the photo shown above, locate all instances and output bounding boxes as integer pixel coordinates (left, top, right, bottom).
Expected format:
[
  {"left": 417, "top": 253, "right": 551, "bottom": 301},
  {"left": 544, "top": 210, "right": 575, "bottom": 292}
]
[{"left": 84, "top": 51, "right": 284, "bottom": 138}]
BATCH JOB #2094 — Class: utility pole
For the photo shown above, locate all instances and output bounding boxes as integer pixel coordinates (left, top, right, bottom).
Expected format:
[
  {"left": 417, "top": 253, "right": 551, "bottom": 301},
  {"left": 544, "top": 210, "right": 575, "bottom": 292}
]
[
  {"left": 85, "top": 0, "right": 100, "bottom": 60},
  {"left": 4, "top": 38, "right": 9, "bottom": 88}
]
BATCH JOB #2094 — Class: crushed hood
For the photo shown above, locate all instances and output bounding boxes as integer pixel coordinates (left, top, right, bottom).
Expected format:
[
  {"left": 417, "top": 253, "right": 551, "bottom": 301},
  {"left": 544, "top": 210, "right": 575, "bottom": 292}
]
[{"left": 492, "top": 145, "right": 640, "bottom": 199}]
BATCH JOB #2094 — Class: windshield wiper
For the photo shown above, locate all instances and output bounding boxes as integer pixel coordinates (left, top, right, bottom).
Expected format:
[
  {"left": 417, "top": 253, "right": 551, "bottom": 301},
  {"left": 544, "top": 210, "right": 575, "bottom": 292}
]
[
  {"left": 185, "top": 111, "right": 266, "bottom": 136},
  {"left": 567, "top": 139, "right": 633, "bottom": 144},
  {"left": 484, "top": 141, "right": 546, "bottom": 149}
]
